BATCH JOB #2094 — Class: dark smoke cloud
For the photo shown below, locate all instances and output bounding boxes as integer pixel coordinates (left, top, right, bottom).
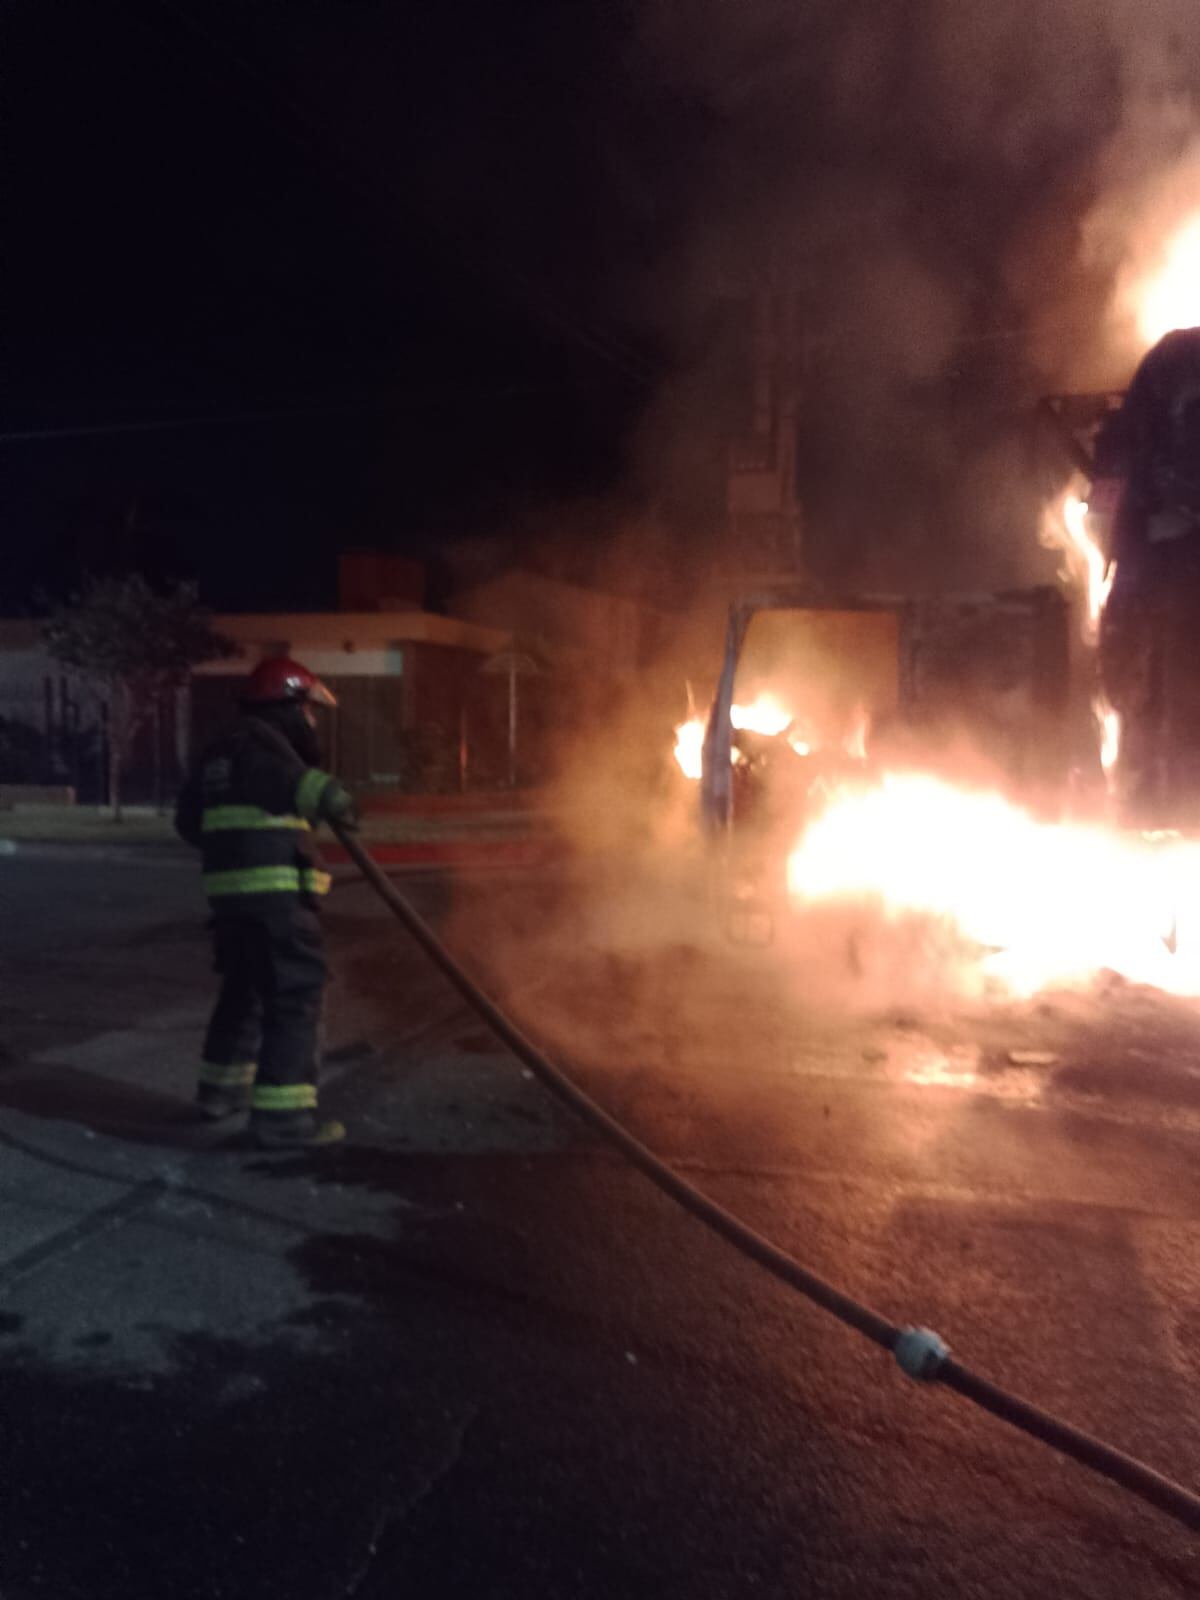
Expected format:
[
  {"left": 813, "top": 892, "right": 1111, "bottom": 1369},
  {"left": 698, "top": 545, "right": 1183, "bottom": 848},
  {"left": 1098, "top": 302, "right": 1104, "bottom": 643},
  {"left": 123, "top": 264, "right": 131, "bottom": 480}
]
[
  {"left": 252, "top": 1, "right": 1200, "bottom": 597},
  {"left": 628, "top": 0, "right": 1200, "bottom": 590}
]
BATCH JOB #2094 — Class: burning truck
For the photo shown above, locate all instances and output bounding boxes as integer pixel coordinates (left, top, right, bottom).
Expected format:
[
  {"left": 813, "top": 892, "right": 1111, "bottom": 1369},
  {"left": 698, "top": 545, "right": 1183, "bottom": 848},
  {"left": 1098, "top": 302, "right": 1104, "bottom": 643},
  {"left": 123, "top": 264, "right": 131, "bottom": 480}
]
[
  {"left": 672, "top": 232, "right": 1200, "bottom": 999},
  {"left": 674, "top": 585, "right": 1072, "bottom": 953}
]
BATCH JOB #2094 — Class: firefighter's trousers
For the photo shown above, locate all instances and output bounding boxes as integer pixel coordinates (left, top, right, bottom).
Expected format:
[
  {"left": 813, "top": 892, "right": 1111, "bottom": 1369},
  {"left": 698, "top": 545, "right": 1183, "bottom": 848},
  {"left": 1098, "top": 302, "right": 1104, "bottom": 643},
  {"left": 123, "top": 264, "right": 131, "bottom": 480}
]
[{"left": 198, "top": 905, "right": 327, "bottom": 1130}]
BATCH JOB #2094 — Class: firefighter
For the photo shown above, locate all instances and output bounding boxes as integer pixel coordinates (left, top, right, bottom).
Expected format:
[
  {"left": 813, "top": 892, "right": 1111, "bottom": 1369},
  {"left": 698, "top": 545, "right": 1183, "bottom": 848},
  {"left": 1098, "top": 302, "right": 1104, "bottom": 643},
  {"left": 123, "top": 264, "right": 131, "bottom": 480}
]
[
  {"left": 175, "top": 656, "right": 358, "bottom": 1147},
  {"left": 1094, "top": 325, "right": 1200, "bottom": 824}
]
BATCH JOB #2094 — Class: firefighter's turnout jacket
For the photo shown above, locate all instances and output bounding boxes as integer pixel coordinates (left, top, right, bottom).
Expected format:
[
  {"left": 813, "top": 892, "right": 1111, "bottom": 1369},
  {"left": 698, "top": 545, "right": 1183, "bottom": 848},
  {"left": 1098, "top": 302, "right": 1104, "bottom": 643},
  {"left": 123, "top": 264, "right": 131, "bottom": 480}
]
[{"left": 175, "top": 717, "right": 341, "bottom": 915}]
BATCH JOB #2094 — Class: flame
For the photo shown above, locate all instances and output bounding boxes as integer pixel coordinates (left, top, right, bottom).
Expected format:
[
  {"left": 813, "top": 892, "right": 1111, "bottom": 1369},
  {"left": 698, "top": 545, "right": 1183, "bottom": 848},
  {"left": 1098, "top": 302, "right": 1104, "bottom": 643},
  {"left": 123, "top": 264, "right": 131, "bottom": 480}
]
[
  {"left": 787, "top": 773, "right": 1193, "bottom": 995},
  {"left": 673, "top": 717, "right": 706, "bottom": 781},
  {"left": 673, "top": 695, "right": 867, "bottom": 779},
  {"left": 730, "top": 694, "right": 793, "bottom": 738},
  {"left": 844, "top": 705, "right": 870, "bottom": 761},
  {"left": 1096, "top": 696, "right": 1122, "bottom": 780},
  {"left": 673, "top": 695, "right": 794, "bottom": 780},
  {"left": 1039, "top": 489, "right": 1123, "bottom": 785},
  {"left": 1040, "top": 488, "right": 1116, "bottom": 643},
  {"left": 1135, "top": 216, "right": 1200, "bottom": 348}
]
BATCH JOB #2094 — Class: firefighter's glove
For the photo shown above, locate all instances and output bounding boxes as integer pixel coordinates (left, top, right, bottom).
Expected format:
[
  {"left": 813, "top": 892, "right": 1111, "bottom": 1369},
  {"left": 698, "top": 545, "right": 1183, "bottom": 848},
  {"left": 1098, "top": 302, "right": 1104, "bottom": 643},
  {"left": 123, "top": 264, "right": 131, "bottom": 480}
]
[{"left": 320, "top": 781, "right": 360, "bottom": 832}]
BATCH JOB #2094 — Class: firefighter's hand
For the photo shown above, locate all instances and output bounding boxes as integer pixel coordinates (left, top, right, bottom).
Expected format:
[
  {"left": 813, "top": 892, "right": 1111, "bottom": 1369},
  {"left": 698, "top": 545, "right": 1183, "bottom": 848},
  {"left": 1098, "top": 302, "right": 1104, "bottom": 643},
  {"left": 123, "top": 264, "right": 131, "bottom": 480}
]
[{"left": 320, "top": 781, "right": 360, "bottom": 831}]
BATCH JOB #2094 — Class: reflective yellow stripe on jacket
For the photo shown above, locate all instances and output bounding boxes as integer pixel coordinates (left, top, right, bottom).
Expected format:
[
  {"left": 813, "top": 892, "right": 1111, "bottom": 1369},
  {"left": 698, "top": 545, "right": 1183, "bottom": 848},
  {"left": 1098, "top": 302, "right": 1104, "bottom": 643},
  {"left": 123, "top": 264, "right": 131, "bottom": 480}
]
[
  {"left": 199, "top": 793, "right": 331, "bottom": 901},
  {"left": 202, "top": 865, "right": 332, "bottom": 898},
  {"left": 203, "top": 866, "right": 304, "bottom": 897},
  {"left": 202, "top": 806, "right": 310, "bottom": 833}
]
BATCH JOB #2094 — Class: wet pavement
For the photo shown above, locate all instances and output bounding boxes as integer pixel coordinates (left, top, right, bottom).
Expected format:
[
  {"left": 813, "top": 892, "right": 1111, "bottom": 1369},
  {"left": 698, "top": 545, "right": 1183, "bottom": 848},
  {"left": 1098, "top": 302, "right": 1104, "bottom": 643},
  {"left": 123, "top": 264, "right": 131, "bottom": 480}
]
[{"left": 0, "top": 850, "right": 1197, "bottom": 1596}]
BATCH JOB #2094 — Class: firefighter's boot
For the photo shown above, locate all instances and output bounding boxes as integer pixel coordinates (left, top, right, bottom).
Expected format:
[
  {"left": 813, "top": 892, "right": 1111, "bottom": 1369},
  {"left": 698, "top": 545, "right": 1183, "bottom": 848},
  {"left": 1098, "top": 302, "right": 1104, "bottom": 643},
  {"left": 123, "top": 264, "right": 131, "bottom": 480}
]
[{"left": 253, "top": 1115, "right": 346, "bottom": 1150}]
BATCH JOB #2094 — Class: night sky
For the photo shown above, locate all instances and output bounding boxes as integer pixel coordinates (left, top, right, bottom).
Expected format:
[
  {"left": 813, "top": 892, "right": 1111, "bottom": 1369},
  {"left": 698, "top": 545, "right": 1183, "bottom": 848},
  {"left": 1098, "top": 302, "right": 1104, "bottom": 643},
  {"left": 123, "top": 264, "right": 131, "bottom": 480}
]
[
  {"left": 5, "top": 2, "right": 1192, "bottom": 614},
  {"left": 4, "top": 1, "right": 684, "bottom": 611}
]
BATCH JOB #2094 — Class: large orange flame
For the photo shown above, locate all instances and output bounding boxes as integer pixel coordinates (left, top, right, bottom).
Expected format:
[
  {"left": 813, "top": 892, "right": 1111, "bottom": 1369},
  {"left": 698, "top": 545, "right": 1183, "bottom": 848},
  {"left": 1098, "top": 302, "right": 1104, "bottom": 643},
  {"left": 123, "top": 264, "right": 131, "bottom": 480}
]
[{"left": 786, "top": 774, "right": 1191, "bottom": 995}]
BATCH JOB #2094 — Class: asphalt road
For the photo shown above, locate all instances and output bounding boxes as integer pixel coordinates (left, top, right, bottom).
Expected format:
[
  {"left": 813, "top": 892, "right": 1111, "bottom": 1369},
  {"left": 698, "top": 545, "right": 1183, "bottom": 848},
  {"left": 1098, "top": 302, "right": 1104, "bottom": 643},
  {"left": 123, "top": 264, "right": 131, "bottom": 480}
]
[{"left": 0, "top": 848, "right": 1197, "bottom": 1597}]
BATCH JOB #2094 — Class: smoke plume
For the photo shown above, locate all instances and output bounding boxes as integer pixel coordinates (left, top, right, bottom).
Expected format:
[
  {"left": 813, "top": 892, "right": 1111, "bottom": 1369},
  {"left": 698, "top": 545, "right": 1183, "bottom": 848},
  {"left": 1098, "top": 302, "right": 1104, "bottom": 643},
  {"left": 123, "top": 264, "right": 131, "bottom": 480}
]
[{"left": 627, "top": 0, "right": 1200, "bottom": 589}]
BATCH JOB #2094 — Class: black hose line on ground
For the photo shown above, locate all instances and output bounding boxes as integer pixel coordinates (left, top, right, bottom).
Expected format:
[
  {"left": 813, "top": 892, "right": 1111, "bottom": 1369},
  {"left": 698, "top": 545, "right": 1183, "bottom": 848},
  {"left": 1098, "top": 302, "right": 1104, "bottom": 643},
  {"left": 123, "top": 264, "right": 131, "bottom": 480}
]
[{"left": 334, "top": 827, "right": 1200, "bottom": 1538}]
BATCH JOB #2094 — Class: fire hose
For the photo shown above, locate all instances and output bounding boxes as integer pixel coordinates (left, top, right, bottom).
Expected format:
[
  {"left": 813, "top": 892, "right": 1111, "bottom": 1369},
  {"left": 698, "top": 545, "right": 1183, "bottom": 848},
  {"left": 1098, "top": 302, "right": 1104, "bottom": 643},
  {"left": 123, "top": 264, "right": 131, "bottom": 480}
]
[{"left": 332, "top": 821, "right": 1200, "bottom": 1539}]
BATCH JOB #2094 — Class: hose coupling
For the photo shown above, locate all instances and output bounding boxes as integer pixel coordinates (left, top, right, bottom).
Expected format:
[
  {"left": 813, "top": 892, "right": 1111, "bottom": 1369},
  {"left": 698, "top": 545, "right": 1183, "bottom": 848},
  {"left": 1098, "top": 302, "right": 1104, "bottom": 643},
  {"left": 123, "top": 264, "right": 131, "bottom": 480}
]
[{"left": 894, "top": 1325, "right": 950, "bottom": 1381}]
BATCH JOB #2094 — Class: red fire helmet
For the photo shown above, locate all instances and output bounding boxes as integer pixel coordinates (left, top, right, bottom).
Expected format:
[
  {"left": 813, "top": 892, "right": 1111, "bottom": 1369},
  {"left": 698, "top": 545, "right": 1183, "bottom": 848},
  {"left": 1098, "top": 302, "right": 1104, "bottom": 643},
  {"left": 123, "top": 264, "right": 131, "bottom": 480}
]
[{"left": 242, "top": 656, "right": 337, "bottom": 708}]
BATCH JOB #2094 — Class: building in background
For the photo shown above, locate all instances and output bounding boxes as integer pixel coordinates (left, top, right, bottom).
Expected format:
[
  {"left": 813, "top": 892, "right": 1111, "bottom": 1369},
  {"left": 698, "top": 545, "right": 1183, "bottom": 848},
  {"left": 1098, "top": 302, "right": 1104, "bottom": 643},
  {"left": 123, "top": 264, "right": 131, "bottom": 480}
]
[
  {"left": 192, "top": 608, "right": 511, "bottom": 792},
  {"left": 0, "top": 550, "right": 671, "bottom": 800},
  {"left": 447, "top": 567, "right": 664, "bottom": 679},
  {"left": 0, "top": 619, "right": 92, "bottom": 796},
  {"left": 0, "top": 607, "right": 514, "bottom": 801}
]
